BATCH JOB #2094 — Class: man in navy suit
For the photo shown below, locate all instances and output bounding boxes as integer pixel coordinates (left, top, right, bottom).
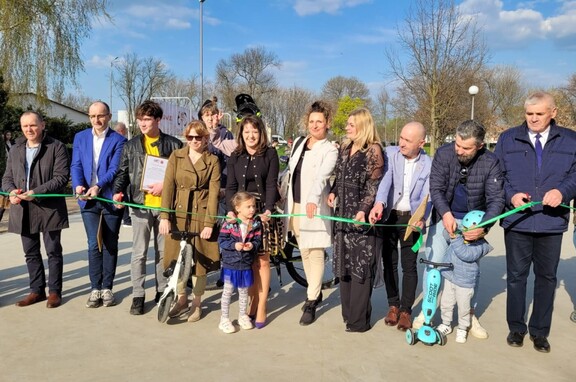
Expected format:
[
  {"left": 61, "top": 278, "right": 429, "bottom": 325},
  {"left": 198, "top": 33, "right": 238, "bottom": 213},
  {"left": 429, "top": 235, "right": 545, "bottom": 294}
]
[
  {"left": 71, "top": 101, "right": 127, "bottom": 308},
  {"left": 369, "top": 122, "right": 432, "bottom": 331}
]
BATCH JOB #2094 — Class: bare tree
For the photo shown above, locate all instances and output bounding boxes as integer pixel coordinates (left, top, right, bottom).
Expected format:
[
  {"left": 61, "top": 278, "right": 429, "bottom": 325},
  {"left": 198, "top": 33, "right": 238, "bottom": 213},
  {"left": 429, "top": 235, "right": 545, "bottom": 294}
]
[
  {"left": 556, "top": 73, "right": 576, "bottom": 128},
  {"left": 372, "top": 87, "right": 390, "bottom": 142},
  {"left": 481, "top": 65, "right": 526, "bottom": 137},
  {"left": 268, "top": 86, "right": 315, "bottom": 138},
  {"left": 113, "top": 53, "right": 174, "bottom": 135},
  {"left": 321, "top": 76, "right": 370, "bottom": 104},
  {"left": 0, "top": 0, "right": 109, "bottom": 100},
  {"left": 386, "top": 0, "right": 488, "bottom": 153},
  {"left": 215, "top": 46, "right": 281, "bottom": 114}
]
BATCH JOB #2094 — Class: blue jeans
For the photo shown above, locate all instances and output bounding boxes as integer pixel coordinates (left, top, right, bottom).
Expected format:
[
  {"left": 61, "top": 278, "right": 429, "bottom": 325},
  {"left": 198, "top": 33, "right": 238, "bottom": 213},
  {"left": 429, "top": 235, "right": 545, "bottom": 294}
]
[{"left": 81, "top": 200, "right": 123, "bottom": 290}]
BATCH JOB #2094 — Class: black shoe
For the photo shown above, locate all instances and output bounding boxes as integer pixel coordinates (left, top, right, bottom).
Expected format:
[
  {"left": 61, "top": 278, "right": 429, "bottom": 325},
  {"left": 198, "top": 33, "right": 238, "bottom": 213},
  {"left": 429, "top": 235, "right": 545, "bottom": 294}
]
[
  {"left": 299, "top": 300, "right": 317, "bottom": 326},
  {"left": 530, "top": 335, "right": 551, "bottom": 353},
  {"left": 130, "top": 297, "right": 145, "bottom": 315},
  {"left": 301, "top": 292, "right": 323, "bottom": 312},
  {"left": 506, "top": 331, "right": 526, "bottom": 347}
]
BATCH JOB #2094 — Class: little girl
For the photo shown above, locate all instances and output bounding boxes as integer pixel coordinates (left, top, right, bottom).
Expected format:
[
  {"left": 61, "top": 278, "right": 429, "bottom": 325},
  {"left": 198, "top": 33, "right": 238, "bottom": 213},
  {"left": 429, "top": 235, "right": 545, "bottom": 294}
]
[{"left": 217, "top": 192, "right": 262, "bottom": 333}]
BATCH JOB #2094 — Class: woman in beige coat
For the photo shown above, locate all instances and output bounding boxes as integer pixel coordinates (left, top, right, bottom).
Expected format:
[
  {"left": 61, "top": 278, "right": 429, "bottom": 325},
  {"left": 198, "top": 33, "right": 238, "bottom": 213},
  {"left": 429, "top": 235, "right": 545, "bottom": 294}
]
[
  {"left": 283, "top": 101, "right": 338, "bottom": 325},
  {"left": 159, "top": 120, "right": 221, "bottom": 322}
]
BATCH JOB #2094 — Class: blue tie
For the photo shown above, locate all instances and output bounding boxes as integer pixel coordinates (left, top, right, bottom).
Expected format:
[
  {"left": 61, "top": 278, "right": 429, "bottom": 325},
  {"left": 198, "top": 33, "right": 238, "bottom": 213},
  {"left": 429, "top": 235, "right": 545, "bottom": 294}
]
[{"left": 535, "top": 133, "right": 543, "bottom": 168}]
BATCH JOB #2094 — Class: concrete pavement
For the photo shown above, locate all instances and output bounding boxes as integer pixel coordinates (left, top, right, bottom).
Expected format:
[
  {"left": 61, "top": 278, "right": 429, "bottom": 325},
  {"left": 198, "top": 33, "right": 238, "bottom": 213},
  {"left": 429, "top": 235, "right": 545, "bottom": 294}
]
[{"left": 0, "top": 209, "right": 575, "bottom": 381}]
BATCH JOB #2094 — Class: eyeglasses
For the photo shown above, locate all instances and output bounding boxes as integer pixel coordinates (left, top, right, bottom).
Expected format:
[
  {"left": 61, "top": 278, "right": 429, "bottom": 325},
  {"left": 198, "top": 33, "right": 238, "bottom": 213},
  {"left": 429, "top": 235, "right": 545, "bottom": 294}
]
[
  {"left": 186, "top": 135, "right": 203, "bottom": 142},
  {"left": 459, "top": 167, "right": 468, "bottom": 184}
]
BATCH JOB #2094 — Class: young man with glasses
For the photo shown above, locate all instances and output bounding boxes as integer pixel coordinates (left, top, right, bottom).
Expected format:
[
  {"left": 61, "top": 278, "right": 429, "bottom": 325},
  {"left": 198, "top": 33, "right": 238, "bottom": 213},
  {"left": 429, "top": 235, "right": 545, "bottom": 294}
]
[
  {"left": 112, "top": 100, "right": 183, "bottom": 315},
  {"left": 413, "top": 120, "right": 504, "bottom": 339}
]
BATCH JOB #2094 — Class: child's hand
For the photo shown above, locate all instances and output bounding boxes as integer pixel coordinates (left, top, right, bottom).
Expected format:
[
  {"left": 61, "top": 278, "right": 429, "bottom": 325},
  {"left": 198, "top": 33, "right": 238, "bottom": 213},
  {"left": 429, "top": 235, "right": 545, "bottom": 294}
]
[
  {"left": 235, "top": 242, "right": 244, "bottom": 251},
  {"left": 243, "top": 242, "right": 253, "bottom": 251}
]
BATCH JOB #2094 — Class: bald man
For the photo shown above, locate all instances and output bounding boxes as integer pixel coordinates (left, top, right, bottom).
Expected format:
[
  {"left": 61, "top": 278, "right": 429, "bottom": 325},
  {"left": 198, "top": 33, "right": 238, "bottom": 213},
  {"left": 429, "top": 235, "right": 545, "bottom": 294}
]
[{"left": 369, "top": 122, "right": 432, "bottom": 331}]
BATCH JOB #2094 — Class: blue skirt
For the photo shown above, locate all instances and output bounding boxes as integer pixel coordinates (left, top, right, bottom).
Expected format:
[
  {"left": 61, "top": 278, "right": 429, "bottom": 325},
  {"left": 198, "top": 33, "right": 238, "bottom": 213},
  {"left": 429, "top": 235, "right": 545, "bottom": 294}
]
[{"left": 222, "top": 268, "right": 254, "bottom": 288}]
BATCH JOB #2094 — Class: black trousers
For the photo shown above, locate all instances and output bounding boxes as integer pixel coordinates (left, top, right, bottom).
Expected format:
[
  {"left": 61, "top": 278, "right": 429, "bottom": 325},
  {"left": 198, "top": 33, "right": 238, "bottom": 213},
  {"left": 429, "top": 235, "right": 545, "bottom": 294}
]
[
  {"left": 381, "top": 211, "right": 418, "bottom": 314},
  {"left": 21, "top": 230, "right": 64, "bottom": 294},
  {"left": 504, "top": 230, "right": 562, "bottom": 337},
  {"left": 340, "top": 274, "right": 375, "bottom": 332}
]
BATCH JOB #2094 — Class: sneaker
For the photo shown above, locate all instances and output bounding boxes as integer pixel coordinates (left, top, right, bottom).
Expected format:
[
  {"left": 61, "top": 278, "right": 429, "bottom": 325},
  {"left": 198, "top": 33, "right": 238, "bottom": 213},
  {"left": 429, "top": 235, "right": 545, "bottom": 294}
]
[
  {"left": 101, "top": 289, "right": 115, "bottom": 307},
  {"left": 219, "top": 318, "right": 236, "bottom": 334},
  {"left": 187, "top": 304, "right": 202, "bottom": 322},
  {"left": 85, "top": 290, "right": 102, "bottom": 308},
  {"left": 470, "top": 315, "right": 488, "bottom": 339},
  {"left": 122, "top": 222, "right": 132, "bottom": 228},
  {"left": 436, "top": 323, "right": 453, "bottom": 336},
  {"left": 455, "top": 328, "right": 468, "bottom": 343},
  {"left": 299, "top": 300, "right": 318, "bottom": 326},
  {"left": 130, "top": 297, "right": 145, "bottom": 315},
  {"left": 238, "top": 315, "right": 254, "bottom": 330},
  {"left": 412, "top": 311, "right": 425, "bottom": 329}
]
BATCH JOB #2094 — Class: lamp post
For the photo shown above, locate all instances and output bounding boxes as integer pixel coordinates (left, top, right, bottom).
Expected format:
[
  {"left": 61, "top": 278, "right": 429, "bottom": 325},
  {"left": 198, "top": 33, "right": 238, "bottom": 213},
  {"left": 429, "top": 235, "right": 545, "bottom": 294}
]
[
  {"left": 468, "top": 85, "right": 479, "bottom": 120},
  {"left": 199, "top": 0, "right": 206, "bottom": 102},
  {"left": 109, "top": 56, "right": 119, "bottom": 117}
]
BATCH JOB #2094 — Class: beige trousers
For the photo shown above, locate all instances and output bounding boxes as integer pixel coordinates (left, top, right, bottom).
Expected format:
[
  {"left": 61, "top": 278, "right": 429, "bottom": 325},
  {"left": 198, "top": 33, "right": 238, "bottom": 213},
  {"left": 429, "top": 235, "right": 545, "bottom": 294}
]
[{"left": 291, "top": 203, "right": 325, "bottom": 301}]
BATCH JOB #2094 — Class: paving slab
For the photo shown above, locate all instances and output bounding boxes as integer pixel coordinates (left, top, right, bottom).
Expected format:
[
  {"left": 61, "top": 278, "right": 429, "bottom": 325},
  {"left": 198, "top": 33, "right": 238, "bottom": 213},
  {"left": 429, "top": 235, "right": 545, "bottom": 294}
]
[{"left": 0, "top": 211, "right": 575, "bottom": 382}]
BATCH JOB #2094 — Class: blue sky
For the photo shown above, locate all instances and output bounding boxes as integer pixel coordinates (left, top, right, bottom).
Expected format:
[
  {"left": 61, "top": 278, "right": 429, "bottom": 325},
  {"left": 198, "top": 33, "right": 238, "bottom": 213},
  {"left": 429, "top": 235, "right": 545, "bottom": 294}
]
[{"left": 77, "top": 0, "right": 576, "bottom": 113}]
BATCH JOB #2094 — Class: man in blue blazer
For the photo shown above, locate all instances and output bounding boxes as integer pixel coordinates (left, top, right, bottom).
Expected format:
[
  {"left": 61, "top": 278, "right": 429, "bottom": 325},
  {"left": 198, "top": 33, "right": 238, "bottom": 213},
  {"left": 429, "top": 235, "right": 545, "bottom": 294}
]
[
  {"left": 71, "top": 101, "right": 127, "bottom": 308},
  {"left": 369, "top": 122, "right": 431, "bottom": 331}
]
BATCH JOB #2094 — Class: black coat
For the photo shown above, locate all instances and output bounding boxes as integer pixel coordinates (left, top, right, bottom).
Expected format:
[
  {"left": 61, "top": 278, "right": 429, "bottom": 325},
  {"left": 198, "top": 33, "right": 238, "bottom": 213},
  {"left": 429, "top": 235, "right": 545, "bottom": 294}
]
[
  {"left": 113, "top": 131, "right": 183, "bottom": 205},
  {"left": 2, "top": 135, "right": 69, "bottom": 234}
]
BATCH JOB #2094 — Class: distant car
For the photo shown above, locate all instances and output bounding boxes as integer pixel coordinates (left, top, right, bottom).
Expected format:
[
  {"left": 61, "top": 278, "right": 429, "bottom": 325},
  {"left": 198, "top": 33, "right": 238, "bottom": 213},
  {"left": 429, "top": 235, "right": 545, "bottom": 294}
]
[{"left": 271, "top": 135, "right": 288, "bottom": 145}]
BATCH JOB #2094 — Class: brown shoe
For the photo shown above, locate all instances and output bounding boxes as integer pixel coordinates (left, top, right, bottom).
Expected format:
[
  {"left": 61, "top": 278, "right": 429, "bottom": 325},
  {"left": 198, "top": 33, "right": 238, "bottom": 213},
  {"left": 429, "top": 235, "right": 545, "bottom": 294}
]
[
  {"left": 15, "top": 292, "right": 47, "bottom": 307},
  {"left": 397, "top": 311, "right": 412, "bottom": 331},
  {"left": 46, "top": 292, "right": 62, "bottom": 308},
  {"left": 384, "top": 306, "right": 400, "bottom": 326}
]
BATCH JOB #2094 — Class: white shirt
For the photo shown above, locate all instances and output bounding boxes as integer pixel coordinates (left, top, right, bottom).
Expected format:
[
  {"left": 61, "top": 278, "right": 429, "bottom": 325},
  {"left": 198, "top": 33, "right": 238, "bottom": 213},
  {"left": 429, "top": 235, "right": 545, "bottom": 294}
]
[
  {"left": 394, "top": 157, "right": 417, "bottom": 212},
  {"left": 528, "top": 127, "right": 550, "bottom": 149},
  {"left": 91, "top": 127, "right": 109, "bottom": 186}
]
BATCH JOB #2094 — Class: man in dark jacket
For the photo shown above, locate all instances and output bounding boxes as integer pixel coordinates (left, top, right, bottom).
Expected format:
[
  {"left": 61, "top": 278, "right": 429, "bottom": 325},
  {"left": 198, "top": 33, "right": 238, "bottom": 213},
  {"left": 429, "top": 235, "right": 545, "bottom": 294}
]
[
  {"left": 112, "top": 101, "right": 183, "bottom": 315},
  {"left": 413, "top": 120, "right": 504, "bottom": 339},
  {"left": 2, "top": 111, "right": 69, "bottom": 308},
  {"left": 495, "top": 91, "right": 576, "bottom": 353}
]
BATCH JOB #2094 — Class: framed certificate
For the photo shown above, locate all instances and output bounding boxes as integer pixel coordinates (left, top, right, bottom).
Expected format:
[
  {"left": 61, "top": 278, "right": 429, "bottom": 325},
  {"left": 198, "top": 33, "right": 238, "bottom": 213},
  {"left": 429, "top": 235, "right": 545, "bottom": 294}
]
[{"left": 140, "top": 154, "right": 169, "bottom": 192}]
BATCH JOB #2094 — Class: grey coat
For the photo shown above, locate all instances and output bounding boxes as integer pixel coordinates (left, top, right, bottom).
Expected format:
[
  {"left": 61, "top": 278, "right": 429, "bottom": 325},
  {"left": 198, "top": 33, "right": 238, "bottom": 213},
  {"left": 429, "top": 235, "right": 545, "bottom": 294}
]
[{"left": 2, "top": 135, "right": 69, "bottom": 234}]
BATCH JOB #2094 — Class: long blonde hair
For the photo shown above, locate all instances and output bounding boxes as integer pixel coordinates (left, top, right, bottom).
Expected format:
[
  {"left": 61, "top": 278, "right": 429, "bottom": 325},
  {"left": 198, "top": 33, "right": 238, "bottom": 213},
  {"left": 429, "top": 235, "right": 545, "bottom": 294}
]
[{"left": 343, "top": 107, "right": 381, "bottom": 151}]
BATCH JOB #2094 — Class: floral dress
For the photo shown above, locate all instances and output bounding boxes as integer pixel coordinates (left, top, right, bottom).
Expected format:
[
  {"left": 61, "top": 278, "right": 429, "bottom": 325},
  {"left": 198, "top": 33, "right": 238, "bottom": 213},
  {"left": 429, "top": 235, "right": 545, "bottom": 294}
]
[{"left": 331, "top": 142, "right": 385, "bottom": 282}]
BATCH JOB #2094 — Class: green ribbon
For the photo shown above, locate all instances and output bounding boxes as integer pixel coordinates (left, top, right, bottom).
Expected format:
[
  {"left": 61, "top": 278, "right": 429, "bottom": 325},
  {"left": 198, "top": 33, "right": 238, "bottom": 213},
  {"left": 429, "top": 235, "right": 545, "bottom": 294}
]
[{"left": 3, "top": 191, "right": 572, "bottom": 254}]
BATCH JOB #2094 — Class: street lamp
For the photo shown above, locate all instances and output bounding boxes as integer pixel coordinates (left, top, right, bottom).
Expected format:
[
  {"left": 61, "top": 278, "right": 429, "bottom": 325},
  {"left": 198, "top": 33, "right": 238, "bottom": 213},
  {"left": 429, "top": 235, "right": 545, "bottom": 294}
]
[
  {"left": 468, "top": 85, "right": 479, "bottom": 120},
  {"left": 199, "top": 0, "right": 206, "bottom": 102},
  {"left": 109, "top": 56, "right": 119, "bottom": 117}
]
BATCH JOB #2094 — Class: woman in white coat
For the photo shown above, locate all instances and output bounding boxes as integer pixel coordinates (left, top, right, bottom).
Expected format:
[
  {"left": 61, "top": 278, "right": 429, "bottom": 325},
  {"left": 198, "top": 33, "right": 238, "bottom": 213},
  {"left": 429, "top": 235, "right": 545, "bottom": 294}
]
[{"left": 283, "top": 100, "right": 338, "bottom": 325}]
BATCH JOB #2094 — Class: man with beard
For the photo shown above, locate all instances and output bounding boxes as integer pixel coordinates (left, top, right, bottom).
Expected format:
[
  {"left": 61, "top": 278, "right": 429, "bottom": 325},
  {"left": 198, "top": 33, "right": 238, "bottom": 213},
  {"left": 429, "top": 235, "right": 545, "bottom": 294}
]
[{"left": 412, "top": 120, "right": 504, "bottom": 339}]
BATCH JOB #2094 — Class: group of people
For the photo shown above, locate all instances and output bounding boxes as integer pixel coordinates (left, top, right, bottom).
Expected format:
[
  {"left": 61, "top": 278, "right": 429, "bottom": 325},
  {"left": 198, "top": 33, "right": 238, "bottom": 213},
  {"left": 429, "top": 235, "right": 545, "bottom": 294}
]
[{"left": 2, "top": 91, "right": 575, "bottom": 350}]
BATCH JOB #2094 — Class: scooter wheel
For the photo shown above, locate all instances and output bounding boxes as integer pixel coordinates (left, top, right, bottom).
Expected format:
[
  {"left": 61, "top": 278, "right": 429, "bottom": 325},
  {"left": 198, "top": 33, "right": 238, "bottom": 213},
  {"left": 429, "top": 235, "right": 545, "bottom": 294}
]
[
  {"left": 436, "top": 331, "right": 447, "bottom": 346},
  {"left": 406, "top": 328, "right": 418, "bottom": 345},
  {"left": 157, "top": 291, "right": 175, "bottom": 323}
]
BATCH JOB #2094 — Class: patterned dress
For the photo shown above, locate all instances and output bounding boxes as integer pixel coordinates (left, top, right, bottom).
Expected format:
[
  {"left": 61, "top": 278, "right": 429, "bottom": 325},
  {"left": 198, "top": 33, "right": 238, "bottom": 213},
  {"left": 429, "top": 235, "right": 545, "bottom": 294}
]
[{"left": 331, "top": 142, "right": 385, "bottom": 282}]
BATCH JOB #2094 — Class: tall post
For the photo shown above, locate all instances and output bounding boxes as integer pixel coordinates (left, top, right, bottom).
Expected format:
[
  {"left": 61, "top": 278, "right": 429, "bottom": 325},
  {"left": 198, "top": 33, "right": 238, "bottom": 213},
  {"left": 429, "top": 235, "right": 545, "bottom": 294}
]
[
  {"left": 200, "top": 0, "right": 205, "bottom": 103},
  {"left": 109, "top": 56, "right": 119, "bottom": 117},
  {"left": 468, "top": 85, "right": 479, "bottom": 120}
]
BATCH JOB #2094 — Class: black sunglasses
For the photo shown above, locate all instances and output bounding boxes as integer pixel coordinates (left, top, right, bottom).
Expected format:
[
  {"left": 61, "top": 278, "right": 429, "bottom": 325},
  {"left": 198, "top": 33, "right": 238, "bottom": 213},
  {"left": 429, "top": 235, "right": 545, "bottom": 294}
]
[
  {"left": 459, "top": 167, "right": 468, "bottom": 184},
  {"left": 186, "top": 135, "right": 203, "bottom": 142}
]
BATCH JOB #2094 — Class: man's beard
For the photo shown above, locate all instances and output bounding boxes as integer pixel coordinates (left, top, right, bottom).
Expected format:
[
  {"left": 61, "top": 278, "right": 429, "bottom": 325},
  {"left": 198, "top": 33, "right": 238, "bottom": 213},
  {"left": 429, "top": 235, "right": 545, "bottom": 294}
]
[{"left": 458, "top": 152, "right": 476, "bottom": 164}]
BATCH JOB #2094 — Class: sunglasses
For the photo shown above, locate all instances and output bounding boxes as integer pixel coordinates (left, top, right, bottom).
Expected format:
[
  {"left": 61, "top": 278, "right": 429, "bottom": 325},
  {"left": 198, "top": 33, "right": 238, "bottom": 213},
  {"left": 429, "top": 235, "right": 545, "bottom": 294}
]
[
  {"left": 459, "top": 167, "right": 468, "bottom": 184},
  {"left": 186, "top": 135, "right": 204, "bottom": 142}
]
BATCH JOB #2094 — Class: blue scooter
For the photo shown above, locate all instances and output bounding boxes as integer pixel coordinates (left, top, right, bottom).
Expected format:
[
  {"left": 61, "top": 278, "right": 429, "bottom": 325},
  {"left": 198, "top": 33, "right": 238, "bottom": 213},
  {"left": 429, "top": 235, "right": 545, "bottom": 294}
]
[{"left": 406, "top": 258, "right": 453, "bottom": 346}]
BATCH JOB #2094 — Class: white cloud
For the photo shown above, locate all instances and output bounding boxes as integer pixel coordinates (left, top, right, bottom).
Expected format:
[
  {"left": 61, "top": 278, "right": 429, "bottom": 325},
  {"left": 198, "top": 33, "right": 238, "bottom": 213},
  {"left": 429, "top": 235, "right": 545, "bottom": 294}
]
[
  {"left": 87, "top": 55, "right": 122, "bottom": 69},
  {"left": 294, "top": 0, "right": 372, "bottom": 16},
  {"left": 459, "top": 0, "right": 576, "bottom": 48}
]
